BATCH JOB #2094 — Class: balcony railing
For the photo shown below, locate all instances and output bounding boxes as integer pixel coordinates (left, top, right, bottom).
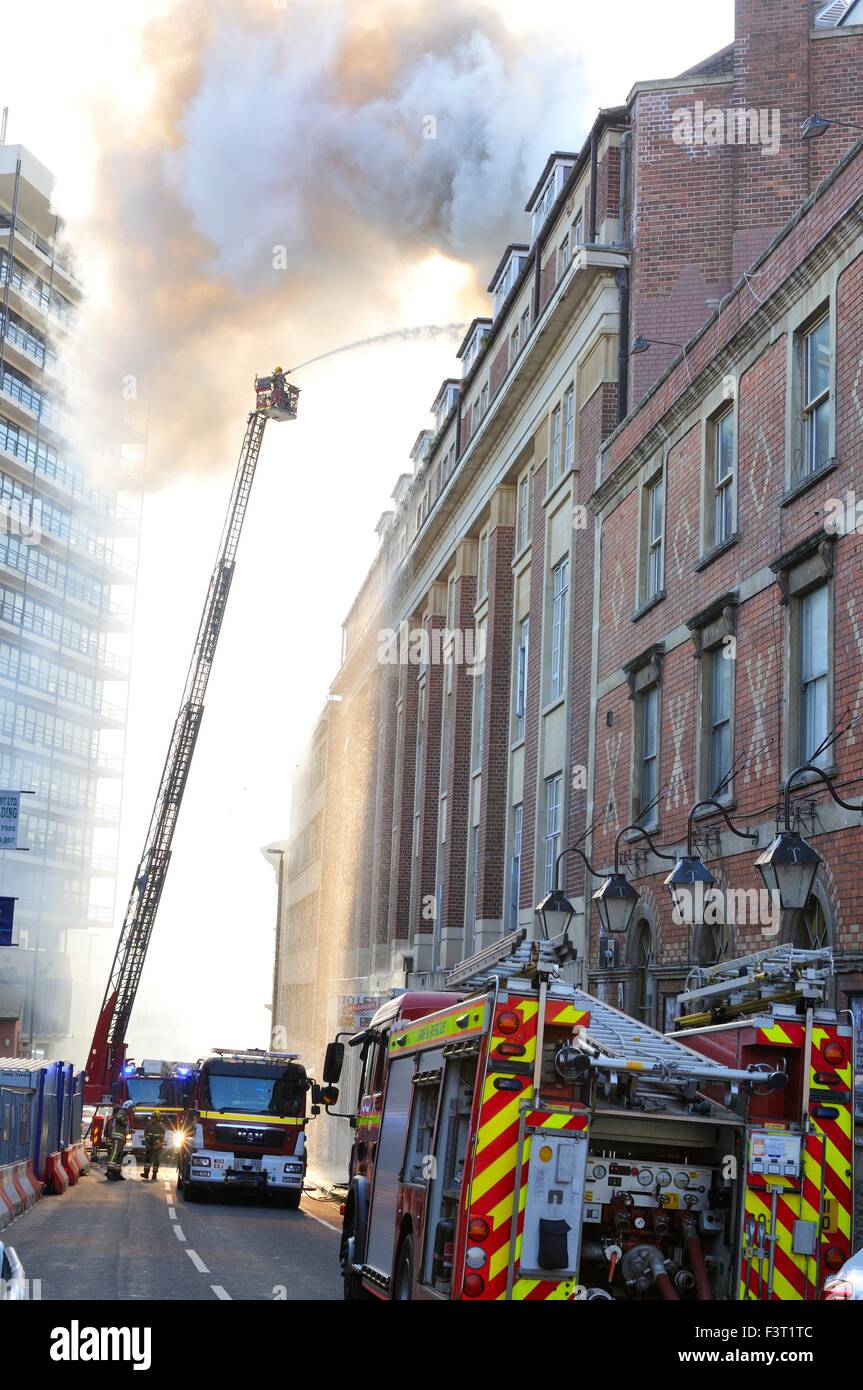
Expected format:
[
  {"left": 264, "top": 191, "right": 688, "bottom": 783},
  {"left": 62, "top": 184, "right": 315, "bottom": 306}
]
[
  {"left": 0, "top": 311, "right": 56, "bottom": 371},
  {"left": 0, "top": 212, "right": 80, "bottom": 285},
  {"left": 0, "top": 250, "right": 74, "bottom": 329}
]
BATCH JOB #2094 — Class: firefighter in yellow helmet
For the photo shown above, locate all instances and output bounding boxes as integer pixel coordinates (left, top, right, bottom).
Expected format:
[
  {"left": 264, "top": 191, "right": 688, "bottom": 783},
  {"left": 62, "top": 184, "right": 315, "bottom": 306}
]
[
  {"left": 105, "top": 1101, "right": 134, "bottom": 1181},
  {"left": 141, "top": 1113, "right": 166, "bottom": 1181}
]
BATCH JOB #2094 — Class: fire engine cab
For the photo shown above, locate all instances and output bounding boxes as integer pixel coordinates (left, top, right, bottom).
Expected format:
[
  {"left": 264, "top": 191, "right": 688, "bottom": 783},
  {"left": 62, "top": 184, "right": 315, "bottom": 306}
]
[
  {"left": 117, "top": 1059, "right": 192, "bottom": 1156},
  {"left": 323, "top": 930, "right": 796, "bottom": 1302},
  {"left": 178, "top": 1048, "right": 314, "bottom": 1207}
]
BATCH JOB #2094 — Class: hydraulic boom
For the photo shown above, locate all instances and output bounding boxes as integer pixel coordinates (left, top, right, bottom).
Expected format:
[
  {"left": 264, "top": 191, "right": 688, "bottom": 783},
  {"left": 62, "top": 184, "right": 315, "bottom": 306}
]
[{"left": 84, "top": 370, "right": 299, "bottom": 1104}]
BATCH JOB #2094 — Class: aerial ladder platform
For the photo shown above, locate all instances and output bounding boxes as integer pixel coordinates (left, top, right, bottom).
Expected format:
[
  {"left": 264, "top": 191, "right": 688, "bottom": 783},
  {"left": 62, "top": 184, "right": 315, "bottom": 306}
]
[{"left": 84, "top": 370, "right": 299, "bottom": 1105}]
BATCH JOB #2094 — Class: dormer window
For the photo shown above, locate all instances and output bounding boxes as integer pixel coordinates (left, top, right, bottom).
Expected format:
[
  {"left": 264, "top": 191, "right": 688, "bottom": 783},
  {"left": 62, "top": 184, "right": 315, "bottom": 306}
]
[
  {"left": 410, "top": 429, "right": 433, "bottom": 475},
  {"left": 431, "top": 381, "right": 460, "bottom": 434},
  {"left": 490, "top": 248, "right": 529, "bottom": 318},
  {"left": 459, "top": 320, "right": 492, "bottom": 378},
  {"left": 527, "top": 155, "right": 576, "bottom": 244}
]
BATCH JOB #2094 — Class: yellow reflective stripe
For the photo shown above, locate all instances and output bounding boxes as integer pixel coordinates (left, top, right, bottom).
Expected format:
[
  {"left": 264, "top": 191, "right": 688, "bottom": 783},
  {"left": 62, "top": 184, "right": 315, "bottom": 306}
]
[
  {"left": 198, "top": 1111, "right": 304, "bottom": 1125},
  {"left": 475, "top": 1082, "right": 523, "bottom": 1155},
  {"left": 471, "top": 1137, "right": 522, "bottom": 1204},
  {"left": 389, "top": 1001, "right": 487, "bottom": 1055},
  {"left": 355, "top": 1114, "right": 380, "bottom": 1127},
  {"left": 547, "top": 1004, "right": 589, "bottom": 1026},
  {"left": 530, "top": 1112, "right": 578, "bottom": 1130}
]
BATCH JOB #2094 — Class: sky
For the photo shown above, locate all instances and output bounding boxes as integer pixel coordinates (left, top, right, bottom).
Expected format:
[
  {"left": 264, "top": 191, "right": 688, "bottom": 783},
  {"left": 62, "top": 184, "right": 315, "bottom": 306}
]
[{"left": 0, "top": 0, "right": 735, "bottom": 1067}]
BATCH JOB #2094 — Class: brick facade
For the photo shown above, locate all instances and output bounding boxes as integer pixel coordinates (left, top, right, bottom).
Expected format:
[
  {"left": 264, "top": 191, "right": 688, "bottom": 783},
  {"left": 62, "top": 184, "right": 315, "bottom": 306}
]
[{"left": 275, "top": 4, "right": 863, "bottom": 1183}]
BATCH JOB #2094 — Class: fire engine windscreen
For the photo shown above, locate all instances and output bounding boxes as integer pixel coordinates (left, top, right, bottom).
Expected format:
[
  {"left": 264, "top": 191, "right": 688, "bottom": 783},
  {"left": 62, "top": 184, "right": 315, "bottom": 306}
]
[
  {"left": 204, "top": 1062, "right": 307, "bottom": 1117},
  {"left": 125, "top": 1077, "right": 172, "bottom": 1105}
]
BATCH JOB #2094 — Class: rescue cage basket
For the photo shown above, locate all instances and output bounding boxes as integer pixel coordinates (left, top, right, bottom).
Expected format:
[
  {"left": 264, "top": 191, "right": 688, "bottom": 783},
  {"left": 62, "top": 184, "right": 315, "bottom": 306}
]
[{"left": 254, "top": 374, "right": 299, "bottom": 420}]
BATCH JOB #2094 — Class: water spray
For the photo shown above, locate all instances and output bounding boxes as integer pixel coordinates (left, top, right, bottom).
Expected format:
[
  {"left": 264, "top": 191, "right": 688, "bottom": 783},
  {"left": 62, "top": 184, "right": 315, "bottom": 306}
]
[{"left": 288, "top": 323, "right": 465, "bottom": 374}]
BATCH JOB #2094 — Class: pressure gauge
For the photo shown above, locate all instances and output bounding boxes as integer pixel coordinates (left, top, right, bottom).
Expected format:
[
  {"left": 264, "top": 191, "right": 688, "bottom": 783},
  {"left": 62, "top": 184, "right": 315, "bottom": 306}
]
[
  {"left": 636, "top": 1168, "right": 654, "bottom": 1187},
  {"left": 656, "top": 1170, "right": 672, "bottom": 1188},
  {"left": 674, "top": 1171, "right": 691, "bottom": 1189},
  {"left": 591, "top": 1164, "right": 607, "bottom": 1180}
]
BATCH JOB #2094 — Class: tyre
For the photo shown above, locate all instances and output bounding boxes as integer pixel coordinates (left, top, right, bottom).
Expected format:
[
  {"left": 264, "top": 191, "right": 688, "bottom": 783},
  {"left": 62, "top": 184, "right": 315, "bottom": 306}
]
[
  {"left": 181, "top": 1172, "right": 201, "bottom": 1202},
  {"left": 341, "top": 1225, "right": 371, "bottom": 1300},
  {"left": 281, "top": 1188, "right": 302, "bottom": 1210},
  {"left": 393, "top": 1233, "right": 415, "bottom": 1301}
]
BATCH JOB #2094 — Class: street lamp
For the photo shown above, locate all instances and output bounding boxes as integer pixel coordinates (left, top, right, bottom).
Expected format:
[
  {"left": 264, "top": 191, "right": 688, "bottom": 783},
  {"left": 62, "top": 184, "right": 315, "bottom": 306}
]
[
  {"left": 664, "top": 799, "right": 757, "bottom": 925},
  {"left": 630, "top": 334, "right": 693, "bottom": 384},
  {"left": 535, "top": 886, "right": 577, "bottom": 942},
  {"left": 800, "top": 113, "right": 863, "bottom": 141},
  {"left": 754, "top": 763, "right": 863, "bottom": 913},
  {"left": 594, "top": 823, "right": 674, "bottom": 935}
]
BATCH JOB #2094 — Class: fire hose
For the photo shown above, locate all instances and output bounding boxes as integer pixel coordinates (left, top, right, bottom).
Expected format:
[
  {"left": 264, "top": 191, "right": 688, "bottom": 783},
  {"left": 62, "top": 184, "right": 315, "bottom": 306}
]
[{"left": 682, "top": 1218, "right": 713, "bottom": 1301}]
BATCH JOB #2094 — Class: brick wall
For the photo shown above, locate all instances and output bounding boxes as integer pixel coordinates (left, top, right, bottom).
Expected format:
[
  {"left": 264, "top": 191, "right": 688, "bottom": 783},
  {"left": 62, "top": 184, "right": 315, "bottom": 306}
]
[
  {"left": 477, "top": 515, "right": 515, "bottom": 919},
  {"left": 519, "top": 459, "right": 547, "bottom": 910},
  {"left": 591, "top": 135, "right": 863, "bottom": 1016},
  {"left": 441, "top": 570, "right": 477, "bottom": 950}
]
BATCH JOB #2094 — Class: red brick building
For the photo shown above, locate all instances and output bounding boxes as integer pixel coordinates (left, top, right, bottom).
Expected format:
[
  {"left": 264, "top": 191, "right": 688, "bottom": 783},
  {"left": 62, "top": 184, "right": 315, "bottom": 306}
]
[{"left": 271, "top": 1, "right": 863, "bottom": 1178}]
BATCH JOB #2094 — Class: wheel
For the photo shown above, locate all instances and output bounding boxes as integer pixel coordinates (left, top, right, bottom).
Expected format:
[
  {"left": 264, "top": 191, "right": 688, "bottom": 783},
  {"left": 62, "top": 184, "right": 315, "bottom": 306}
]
[
  {"left": 181, "top": 1169, "right": 201, "bottom": 1201},
  {"left": 281, "top": 1188, "right": 301, "bottom": 1210},
  {"left": 393, "top": 1233, "right": 415, "bottom": 1301},
  {"left": 341, "top": 1225, "right": 371, "bottom": 1300}
]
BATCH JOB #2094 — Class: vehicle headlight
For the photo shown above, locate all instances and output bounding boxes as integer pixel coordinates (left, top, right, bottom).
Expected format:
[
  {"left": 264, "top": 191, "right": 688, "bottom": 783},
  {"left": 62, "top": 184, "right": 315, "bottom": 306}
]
[{"left": 191, "top": 1156, "right": 211, "bottom": 1167}]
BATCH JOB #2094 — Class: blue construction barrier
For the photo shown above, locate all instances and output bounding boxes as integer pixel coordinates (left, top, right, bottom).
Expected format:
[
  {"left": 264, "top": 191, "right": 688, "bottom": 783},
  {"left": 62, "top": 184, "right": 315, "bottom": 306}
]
[{"left": 0, "top": 1058, "right": 86, "bottom": 1214}]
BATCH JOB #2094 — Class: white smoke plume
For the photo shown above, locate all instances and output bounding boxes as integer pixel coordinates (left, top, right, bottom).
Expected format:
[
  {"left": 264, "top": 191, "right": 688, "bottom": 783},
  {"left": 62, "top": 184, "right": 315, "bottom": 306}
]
[{"left": 65, "top": 0, "right": 587, "bottom": 483}]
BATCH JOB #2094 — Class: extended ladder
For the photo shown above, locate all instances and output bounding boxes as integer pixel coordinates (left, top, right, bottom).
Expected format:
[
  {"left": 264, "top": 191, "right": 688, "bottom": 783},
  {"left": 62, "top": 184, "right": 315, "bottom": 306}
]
[{"left": 85, "top": 380, "right": 298, "bottom": 1103}]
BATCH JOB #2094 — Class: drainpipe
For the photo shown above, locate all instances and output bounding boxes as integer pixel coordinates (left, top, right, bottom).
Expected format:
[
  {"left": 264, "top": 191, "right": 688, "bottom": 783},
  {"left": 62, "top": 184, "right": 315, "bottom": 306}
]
[
  {"left": 589, "top": 125, "right": 598, "bottom": 244},
  {"left": 615, "top": 128, "right": 631, "bottom": 424},
  {"left": 532, "top": 239, "right": 541, "bottom": 326},
  {"left": 616, "top": 269, "right": 630, "bottom": 426}
]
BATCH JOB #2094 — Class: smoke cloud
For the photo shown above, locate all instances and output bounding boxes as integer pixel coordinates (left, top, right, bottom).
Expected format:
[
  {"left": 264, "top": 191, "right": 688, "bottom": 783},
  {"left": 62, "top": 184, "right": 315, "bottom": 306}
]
[{"left": 65, "top": 0, "right": 586, "bottom": 484}]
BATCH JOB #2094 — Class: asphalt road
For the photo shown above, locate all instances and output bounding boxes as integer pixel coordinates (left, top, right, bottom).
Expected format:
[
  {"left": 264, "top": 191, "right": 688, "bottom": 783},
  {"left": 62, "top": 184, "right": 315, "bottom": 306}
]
[{"left": 7, "top": 1156, "right": 343, "bottom": 1301}]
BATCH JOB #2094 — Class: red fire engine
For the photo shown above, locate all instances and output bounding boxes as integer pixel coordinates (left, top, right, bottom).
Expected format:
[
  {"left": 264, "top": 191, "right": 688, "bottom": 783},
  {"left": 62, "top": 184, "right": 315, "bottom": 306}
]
[
  {"left": 116, "top": 1060, "right": 193, "bottom": 1156},
  {"left": 323, "top": 930, "right": 802, "bottom": 1302},
  {"left": 178, "top": 1048, "right": 320, "bottom": 1207},
  {"left": 672, "top": 944, "right": 854, "bottom": 1299}
]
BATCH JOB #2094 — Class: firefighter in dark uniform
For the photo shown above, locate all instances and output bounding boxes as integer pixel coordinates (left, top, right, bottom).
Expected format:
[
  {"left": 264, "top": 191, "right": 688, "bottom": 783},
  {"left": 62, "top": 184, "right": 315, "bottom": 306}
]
[
  {"left": 105, "top": 1101, "right": 134, "bottom": 1181},
  {"left": 141, "top": 1113, "right": 167, "bottom": 1181}
]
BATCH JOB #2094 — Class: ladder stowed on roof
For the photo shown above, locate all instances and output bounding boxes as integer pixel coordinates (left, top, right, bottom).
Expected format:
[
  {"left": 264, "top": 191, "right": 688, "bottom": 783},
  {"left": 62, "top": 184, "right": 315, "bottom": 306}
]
[
  {"left": 676, "top": 944, "right": 833, "bottom": 1016},
  {"left": 446, "top": 929, "right": 787, "bottom": 1096}
]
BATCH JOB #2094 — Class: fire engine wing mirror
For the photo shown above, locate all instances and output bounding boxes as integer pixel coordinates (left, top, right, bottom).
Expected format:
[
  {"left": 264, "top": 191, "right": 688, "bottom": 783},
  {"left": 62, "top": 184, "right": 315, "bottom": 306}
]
[
  {"left": 320, "top": 1085, "right": 340, "bottom": 1107},
  {"left": 323, "top": 1041, "right": 345, "bottom": 1085}
]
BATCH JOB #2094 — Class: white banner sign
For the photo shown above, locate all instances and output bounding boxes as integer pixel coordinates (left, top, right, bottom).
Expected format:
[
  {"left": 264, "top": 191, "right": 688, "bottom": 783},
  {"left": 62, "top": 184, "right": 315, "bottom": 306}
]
[{"left": 0, "top": 791, "right": 21, "bottom": 849}]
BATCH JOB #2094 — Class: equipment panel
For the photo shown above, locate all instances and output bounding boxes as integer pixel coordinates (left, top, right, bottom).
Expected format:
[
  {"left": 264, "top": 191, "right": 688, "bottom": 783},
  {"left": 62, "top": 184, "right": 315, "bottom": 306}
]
[{"left": 584, "top": 1157, "right": 714, "bottom": 1213}]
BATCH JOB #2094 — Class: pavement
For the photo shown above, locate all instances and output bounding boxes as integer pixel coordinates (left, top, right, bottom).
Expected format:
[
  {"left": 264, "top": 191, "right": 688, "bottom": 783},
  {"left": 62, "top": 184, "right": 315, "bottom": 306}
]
[{"left": 7, "top": 1156, "right": 343, "bottom": 1301}]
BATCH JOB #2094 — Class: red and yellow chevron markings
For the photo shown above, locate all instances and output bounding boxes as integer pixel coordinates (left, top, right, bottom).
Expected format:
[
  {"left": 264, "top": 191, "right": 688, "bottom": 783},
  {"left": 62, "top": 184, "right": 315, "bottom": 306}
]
[
  {"left": 808, "top": 1025, "right": 853, "bottom": 1287},
  {"left": 740, "top": 1023, "right": 853, "bottom": 1299},
  {"left": 461, "top": 998, "right": 589, "bottom": 1301}
]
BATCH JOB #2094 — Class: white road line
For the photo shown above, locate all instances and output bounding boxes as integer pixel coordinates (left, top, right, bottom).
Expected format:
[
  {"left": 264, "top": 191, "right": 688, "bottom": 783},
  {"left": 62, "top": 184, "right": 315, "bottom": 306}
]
[
  {"left": 169, "top": 1208, "right": 178, "bottom": 1220},
  {"left": 165, "top": 1194, "right": 174, "bottom": 1205},
  {"left": 163, "top": 1181, "right": 171, "bottom": 1191},
  {"left": 301, "top": 1208, "right": 341, "bottom": 1234},
  {"left": 186, "top": 1250, "right": 210, "bottom": 1275},
  {"left": 173, "top": 1224, "right": 187, "bottom": 1243},
  {"left": 211, "top": 1285, "right": 232, "bottom": 1301}
]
